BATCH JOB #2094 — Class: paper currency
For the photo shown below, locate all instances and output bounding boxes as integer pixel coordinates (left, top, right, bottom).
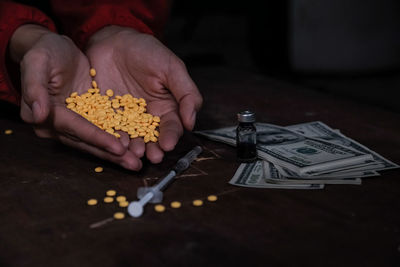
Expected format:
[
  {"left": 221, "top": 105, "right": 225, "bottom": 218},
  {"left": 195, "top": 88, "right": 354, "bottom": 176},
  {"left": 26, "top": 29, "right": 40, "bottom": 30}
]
[
  {"left": 197, "top": 121, "right": 398, "bottom": 189},
  {"left": 229, "top": 160, "right": 324, "bottom": 189},
  {"left": 196, "top": 123, "right": 374, "bottom": 176},
  {"left": 286, "top": 121, "right": 399, "bottom": 171}
]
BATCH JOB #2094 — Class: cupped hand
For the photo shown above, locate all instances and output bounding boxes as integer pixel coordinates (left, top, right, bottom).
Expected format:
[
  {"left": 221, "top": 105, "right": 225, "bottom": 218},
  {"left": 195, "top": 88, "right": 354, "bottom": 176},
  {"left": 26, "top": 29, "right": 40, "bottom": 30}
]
[
  {"left": 9, "top": 25, "right": 142, "bottom": 170},
  {"left": 85, "top": 26, "right": 203, "bottom": 163}
]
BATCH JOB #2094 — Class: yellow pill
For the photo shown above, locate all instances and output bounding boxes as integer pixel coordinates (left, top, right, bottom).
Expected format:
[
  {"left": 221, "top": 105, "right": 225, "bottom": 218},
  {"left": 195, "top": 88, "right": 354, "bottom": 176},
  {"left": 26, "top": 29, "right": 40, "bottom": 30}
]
[
  {"left": 106, "top": 89, "right": 114, "bottom": 97},
  {"left": 94, "top": 166, "right": 103, "bottom": 173},
  {"left": 87, "top": 199, "right": 98, "bottom": 206},
  {"left": 113, "top": 212, "right": 125, "bottom": 220},
  {"left": 207, "top": 195, "right": 218, "bottom": 202},
  {"left": 65, "top": 97, "right": 74, "bottom": 104},
  {"left": 116, "top": 196, "right": 126, "bottom": 202},
  {"left": 106, "top": 190, "right": 116, "bottom": 196},
  {"left": 119, "top": 201, "right": 129, "bottom": 207},
  {"left": 92, "top": 80, "right": 98, "bottom": 88},
  {"left": 154, "top": 204, "right": 166, "bottom": 213},
  {"left": 89, "top": 68, "right": 96, "bottom": 77},
  {"left": 70, "top": 92, "right": 78, "bottom": 97},
  {"left": 4, "top": 129, "right": 13, "bottom": 135},
  {"left": 192, "top": 199, "right": 203, "bottom": 207},
  {"left": 104, "top": 197, "right": 114, "bottom": 203},
  {"left": 170, "top": 201, "right": 181, "bottom": 209},
  {"left": 153, "top": 116, "right": 160, "bottom": 122}
]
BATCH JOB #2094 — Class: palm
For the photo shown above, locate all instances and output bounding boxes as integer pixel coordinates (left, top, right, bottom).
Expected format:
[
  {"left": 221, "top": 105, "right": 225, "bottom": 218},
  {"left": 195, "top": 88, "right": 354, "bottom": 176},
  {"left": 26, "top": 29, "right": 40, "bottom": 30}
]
[
  {"left": 86, "top": 32, "right": 179, "bottom": 119},
  {"left": 20, "top": 33, "right": 141, "bottom": 170},
  {"left": 85, "top": 28, "right": 202, "bottom": 163}
]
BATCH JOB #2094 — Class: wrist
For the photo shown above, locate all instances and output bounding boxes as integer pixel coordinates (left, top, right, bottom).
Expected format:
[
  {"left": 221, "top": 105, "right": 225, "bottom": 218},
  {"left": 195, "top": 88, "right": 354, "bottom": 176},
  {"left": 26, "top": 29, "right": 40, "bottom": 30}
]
[
  {"left": 9, "top": 24, "right": 53, "bottom": 63},
  {"left": 86, "top": 25, "right": 138, "bottom": 49}
]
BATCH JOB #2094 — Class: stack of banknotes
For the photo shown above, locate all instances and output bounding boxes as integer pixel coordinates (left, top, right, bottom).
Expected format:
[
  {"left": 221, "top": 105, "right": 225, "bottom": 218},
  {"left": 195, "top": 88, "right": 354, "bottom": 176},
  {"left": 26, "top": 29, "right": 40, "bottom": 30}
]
[{"left": 195, "top": 121, "right": 399, "bottom": 189}]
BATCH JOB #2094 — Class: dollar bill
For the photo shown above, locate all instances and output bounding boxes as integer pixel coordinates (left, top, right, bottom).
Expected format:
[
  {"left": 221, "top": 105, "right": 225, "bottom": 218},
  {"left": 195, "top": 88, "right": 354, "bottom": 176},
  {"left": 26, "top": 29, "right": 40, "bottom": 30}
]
[
  {"left": 229, "top": 160, "right": 324, "bottom": 189},
  {"left": 196, "top": 123, "right": 374, "bottom": 176},
  {"left": 265, "top": 162, "right": 363, "bottom": 185},
  {"left": 286, "top": 121, "right": 399, "bottom": 171}
]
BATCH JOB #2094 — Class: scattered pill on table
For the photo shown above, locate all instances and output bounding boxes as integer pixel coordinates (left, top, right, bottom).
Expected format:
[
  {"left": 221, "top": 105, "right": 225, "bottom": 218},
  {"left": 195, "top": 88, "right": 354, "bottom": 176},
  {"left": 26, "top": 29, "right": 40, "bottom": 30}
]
[
  {"left": 94, "top": 167, "right": 103, "bottom": 173},
  {"left": 104, "top": 197, "right": 114, "bottom": 203},
  {"left": 207, "top": 195, "right": 218, "bottom": 202},
  {"left": 87, "top": 199, "right": 98, "bottom": 206},
  {"left": 4, "top": 129, "right": 13, "bottom": 135},
  {"left": 113, "top": 212, "right": 125, "bottom": 220},
  {"left": 154, "top": 204, "right": 166, "bottom": 213},
  {"left": 106, "top": 190, "right": 116, "bottom": 196},
  {"left": 119, "top": 201, "right": 129, "bottom": 207},
  {"left": 170, "top": 201, "right": 181, "bottom": 208},
  {"left": 192, "top": 199, "right": 203, "bottom": 207},
  {"left": 116, "top": 196, "right": 126, "bottom": 202}
]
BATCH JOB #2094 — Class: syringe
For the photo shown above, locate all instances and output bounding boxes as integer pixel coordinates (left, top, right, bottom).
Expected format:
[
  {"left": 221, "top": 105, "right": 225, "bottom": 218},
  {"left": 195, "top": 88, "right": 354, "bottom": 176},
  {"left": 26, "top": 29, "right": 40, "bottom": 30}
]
[{"left": 128, "top": 146, "right": 203, "bottom": 217}]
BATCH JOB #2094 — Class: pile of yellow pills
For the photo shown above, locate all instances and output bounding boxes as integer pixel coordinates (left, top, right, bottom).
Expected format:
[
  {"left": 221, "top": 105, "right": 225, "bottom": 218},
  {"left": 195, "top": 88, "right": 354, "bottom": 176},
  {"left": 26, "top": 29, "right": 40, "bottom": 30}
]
[
  {"left": 87, "top": 199, "right": 98, "bottom": 206},
  {"left": 4, "top": 129, "right": 13, "bottom": 135},
  {"left": 65, "top": 68, "right": 160, "bottom": 143},
  {"left": 113, "top": 212, "right": 125, "bottom": 220},
  {"left": 192, "top": 199, "right": 203, "bottom": 207},
  {"left": 104, "top": 196, "right": 114, "bottom": 203},
  {"left": 94, "top": 166, "right": 103, "bottom": 173},
  {"left": 106, "top": 190, "right": 116, "bottom": 196},
  {"left": 154, "top": 204, "right": 166, "bottom": 213},
  {"left": 207, "top": 195, "right": 218, "bottom": 202},
  {"left": 170, "top": 201, "right": 181, "bottom": 209}
]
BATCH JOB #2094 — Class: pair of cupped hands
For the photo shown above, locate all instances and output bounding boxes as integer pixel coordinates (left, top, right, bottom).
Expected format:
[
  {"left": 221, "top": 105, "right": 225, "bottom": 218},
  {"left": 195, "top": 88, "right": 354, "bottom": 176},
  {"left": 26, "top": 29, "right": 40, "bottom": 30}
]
[{"left": 9, "top": 24, "right": 202, "bottom": 171}]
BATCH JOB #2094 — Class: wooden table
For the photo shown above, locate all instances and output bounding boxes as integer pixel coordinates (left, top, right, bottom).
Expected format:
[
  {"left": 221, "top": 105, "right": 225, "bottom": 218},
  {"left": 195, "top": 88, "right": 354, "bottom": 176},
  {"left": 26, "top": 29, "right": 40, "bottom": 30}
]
[{"left": 1, "top": 67, "right": 399, "bottom": 266}]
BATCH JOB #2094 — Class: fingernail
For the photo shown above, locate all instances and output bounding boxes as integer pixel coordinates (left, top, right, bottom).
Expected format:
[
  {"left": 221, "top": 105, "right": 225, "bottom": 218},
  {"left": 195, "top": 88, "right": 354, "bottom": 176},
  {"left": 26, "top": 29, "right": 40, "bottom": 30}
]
[
  {"left": 32, "top": 101, "right": 41, "bottom": 123},
  {"left": 189, "top": 111, "right": 197, "bottom": 129}
]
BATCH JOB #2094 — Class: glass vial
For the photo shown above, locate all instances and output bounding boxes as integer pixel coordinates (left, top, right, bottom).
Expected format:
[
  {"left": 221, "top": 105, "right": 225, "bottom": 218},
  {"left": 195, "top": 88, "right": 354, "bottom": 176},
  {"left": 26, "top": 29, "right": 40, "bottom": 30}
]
[{"left": 236, "top": 110, "right": 257, "bottom": 162}]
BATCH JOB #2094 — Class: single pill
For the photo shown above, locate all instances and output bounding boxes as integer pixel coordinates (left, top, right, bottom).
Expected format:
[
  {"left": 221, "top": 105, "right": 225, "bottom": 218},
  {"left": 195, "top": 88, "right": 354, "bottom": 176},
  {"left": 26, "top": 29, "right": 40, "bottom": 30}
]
[
  {"left": 116, "top": 196, "right": 126, "bottom": 202},
  {"left": 106, "top": 89, "right": 114, "bottom": 97},
  {"left": 207, "top": 195, "right": 218, "bottom": 202},
  {"left": 170, "top": 201, "right": 181, "bottom": 209},
  {"left": 192, "top": 199, "right": 203, "bottom": 207},
  {"left": 119, "top": 201, "right": 129, "bottom": 207},
  {"left": 154, "top": 204, "right": 166, "bottom": 213},
  {"left": 87, "top": 199, "right": 98, "bottom": 206},
  {"left": 92, "top": 80, "right": 98, "bottom": 88},
  {"left": 104, "top": 197, "right": 114, "bottom": 203},
  {"left": 113, "top": 212, "right": 125, "bottom": 220},
  {"left": 89, "top": 68, "right": 96, "bottom": 77},
  {"left": 4, "top": 129, "right": 13, "bottom": 135},
  {"left": 106, "top": 190, "right": 116, "bottom": 196},
  {"left": 94, "top": 167, "right": 103, "bottom": 173}
]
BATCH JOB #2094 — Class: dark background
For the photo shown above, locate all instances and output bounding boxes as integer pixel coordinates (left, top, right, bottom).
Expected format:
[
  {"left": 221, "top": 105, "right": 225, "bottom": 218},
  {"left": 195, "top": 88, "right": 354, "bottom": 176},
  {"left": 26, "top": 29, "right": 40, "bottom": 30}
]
[{"left": 165, "top": 0, "right": 400, "bottom": 113}]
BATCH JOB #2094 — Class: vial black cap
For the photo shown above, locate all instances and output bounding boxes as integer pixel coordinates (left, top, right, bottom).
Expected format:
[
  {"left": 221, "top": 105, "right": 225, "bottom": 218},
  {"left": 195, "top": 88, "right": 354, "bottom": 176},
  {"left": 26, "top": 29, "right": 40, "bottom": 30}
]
[{"left": 237, "top": 110, "right": 255, "bottom": 122}]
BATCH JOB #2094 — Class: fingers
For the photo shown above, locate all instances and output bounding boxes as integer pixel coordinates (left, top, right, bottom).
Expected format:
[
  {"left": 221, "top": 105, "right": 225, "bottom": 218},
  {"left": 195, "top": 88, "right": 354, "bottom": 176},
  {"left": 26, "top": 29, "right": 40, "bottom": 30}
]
[
  {"left": 51, "top": 106, "right": 126, "bottom": 156},
  {"left": 58, "top": 135, "right": 142, "bottom": 171},
  {"left": 166, "top": 59, "right": 203, "bottom": 131},
  {"left": 20, "top": 50, "right": 51, "bottom": 124},
  {"left": 145, "top": 142, "right": 164, "bottom": 164},
  {"left": 128, "top": 138, "right": 145, "bottom": 158},
  {"left": 158, "top": 111, "right": 183, "bottom": 152}
]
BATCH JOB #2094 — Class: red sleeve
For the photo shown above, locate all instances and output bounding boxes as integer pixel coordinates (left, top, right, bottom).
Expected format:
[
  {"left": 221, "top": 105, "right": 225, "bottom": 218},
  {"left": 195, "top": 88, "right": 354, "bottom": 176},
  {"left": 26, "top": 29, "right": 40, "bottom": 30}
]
[
  {"left": 50, "top": 0, "right": 171, "bottom": 49},
  {"left": 0, "top": 1, "right": 56, "bottom": 105}
]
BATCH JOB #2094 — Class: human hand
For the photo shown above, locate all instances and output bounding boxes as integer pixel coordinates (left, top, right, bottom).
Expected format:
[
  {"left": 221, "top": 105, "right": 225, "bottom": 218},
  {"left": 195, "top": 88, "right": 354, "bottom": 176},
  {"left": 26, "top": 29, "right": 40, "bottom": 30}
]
[
  {"left": 9, "top": 25, "right": 142, "bottom": 170},
  {"left": 85, "top": 26, "right": 203, "bottom": 163}
]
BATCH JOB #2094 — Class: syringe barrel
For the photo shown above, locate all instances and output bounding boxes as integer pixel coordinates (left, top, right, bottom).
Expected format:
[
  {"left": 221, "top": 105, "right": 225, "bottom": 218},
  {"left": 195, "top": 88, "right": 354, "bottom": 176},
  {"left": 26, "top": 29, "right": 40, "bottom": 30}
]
[{"left": 173, "top": 146, "right": 202, "bottom": 174}]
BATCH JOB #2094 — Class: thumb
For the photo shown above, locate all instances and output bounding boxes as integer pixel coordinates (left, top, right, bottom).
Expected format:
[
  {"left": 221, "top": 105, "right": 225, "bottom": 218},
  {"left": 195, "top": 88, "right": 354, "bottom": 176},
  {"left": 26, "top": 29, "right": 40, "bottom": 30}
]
[{"left": 20, "top": 52, "right": 50, "bottom": 124}]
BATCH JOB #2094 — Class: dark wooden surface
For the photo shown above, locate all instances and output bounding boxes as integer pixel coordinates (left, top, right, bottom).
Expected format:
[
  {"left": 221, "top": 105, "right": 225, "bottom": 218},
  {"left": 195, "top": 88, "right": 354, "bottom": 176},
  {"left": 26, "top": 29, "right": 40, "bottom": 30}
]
[{"left": 1, "top": 67, "right": 399, "bottom": 267}]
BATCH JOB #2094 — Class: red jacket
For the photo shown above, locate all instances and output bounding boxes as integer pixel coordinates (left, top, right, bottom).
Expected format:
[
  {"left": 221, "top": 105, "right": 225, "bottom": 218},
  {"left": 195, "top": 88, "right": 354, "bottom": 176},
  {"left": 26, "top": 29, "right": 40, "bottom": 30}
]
[{"left": 0, "top": 0, "right": 169, "bottom": 105}]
